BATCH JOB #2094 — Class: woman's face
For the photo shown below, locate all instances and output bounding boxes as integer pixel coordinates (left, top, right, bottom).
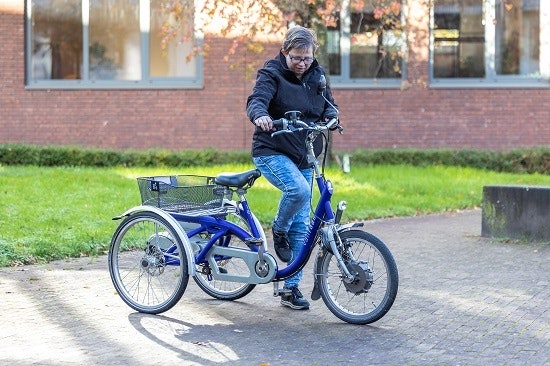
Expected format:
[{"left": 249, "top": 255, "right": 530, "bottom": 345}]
[{"left": 283, "top": 47, "right": 314, "bottom": 78}]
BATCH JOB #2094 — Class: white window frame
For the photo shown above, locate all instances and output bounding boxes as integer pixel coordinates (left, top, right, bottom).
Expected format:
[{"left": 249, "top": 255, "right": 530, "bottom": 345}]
[
  {"left": 25, "top": 0, "right": 203, "bottom": 90},
  {"left": 429, "top": 0, "right": 550, "bottom": 88}
]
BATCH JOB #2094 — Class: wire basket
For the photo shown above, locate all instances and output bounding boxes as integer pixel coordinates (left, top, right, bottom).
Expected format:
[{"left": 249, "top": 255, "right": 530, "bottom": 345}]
[{"left": 137, "top": 175, "right": 224, "bottom": 213}]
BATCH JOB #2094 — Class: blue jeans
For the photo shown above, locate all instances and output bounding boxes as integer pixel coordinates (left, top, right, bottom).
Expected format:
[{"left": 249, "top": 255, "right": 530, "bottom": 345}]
[{"left": 253, "top": 155, "right": 313, "bottom": 289}]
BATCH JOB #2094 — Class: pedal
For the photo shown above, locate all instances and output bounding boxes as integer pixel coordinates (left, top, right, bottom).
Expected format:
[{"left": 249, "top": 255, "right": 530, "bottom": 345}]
[
  {"left": 278, "top": 288, "right": 292, "bottom": 297},
  {"left": 273, "top": 282, "right": 290, "bottom": 297},
  {"left": 245, "top": 237, "right": 263, "bottom": 246},
  {"left": 273, "top": 282, "right": 279, "bottom": 297}
]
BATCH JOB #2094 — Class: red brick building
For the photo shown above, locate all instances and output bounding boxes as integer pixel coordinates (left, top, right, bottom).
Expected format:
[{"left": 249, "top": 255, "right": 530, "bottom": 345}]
[{"left": 1, "top": 1, "right": 548, "bottom": 152}]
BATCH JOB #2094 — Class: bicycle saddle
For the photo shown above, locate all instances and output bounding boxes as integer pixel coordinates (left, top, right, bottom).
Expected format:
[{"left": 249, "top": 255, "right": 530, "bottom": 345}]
[{"left": 214, "top": 169, "right": 261, "bottom": 189}]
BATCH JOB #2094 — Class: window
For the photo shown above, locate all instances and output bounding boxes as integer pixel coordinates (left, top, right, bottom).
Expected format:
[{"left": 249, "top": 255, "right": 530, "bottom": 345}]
[
  {"left": 89, "top": 1, "right": 141, "bottom": 81},
  {"left": 30, "top": 0, "right": 83, "bottom": 81},
  {"left": 431, "top": 0, "right": 550, "bottom": 86},
  {"left": 327, "top": 0, "right": 406, "bottom": 88},
  {"left": 26, "top": 0, "right": 202, "bottom": 89}
]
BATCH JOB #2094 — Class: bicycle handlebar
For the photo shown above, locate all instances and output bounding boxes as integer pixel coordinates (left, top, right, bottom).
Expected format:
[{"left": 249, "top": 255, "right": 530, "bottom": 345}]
[{"left": 270, "top": 117, "right": 343, "bottom": 138}]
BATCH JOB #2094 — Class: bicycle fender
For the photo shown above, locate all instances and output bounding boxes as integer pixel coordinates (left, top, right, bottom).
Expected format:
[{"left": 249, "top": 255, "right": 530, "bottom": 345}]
[
  {"left": 337, "top": 222, "right": 364, "bottom": 232},
  {"left": 112, "top": 205, "right": 196, "bottom": 276}
]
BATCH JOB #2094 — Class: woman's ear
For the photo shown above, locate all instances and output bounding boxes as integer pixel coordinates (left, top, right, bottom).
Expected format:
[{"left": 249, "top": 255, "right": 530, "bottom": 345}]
[{"left": 281, "top": 48, "right": 288, "bottom": 56}]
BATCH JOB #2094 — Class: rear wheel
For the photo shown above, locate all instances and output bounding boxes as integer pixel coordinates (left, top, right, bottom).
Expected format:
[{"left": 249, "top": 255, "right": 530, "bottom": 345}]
[
  {"left": 108, "top": 212, "right": 189, "bottom": 314},
  {"left": 317, "top": 230, "right": 398, "bottom": 324},
  {"left": 192, "top": 210, "right": 256, "bottom": 300}
]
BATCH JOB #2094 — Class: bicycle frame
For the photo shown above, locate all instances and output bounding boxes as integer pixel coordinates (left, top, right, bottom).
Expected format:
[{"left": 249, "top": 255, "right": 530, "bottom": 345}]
[
  {"left": 114, "top": 123, "right": 341, "bottom": 286},
  {"left": 177, "top": 129, "right": 336, "bottom": 282}
]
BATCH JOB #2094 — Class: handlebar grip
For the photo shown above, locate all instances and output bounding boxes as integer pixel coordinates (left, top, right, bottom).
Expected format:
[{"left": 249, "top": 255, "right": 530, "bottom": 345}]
[
  {"left": 325, "top": 118, "right": 338, "bottom": 130},
  {"left": 272, "top": 118, "right": 288, "bottom": 130},
  {"left": 325, "top": 118, "right": 343, "bottom": 133},
  {"left": 270, "top": 118, "right": 289, "bottom": 138}
]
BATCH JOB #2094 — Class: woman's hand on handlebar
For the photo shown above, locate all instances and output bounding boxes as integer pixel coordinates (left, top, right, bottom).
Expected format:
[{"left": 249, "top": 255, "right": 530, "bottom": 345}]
[
  {"left": 324, "top": 117, "right": 343, "bottom": 132},
  {"left": 254, "top": 116, "right": 273, "bottom": 132}
]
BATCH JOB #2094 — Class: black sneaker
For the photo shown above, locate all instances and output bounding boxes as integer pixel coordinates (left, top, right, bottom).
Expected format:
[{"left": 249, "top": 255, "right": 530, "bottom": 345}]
[
  {"left": 281, "top": 287, "right": 310, "bottom": 310},
  {"left": 272, "top": 229, "right": 292, "bottom": 263}
]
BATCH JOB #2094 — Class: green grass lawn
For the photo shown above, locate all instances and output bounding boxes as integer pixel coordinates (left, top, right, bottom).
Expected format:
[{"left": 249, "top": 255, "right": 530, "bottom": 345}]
[{"left": 1, "top": 164, "right": 549, "bottom": 267}]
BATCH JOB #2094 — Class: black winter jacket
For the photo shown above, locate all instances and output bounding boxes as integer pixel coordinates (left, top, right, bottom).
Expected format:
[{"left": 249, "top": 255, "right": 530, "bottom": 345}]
[{"left": 246, "top": 52, "right": 338, "bottom": 169}]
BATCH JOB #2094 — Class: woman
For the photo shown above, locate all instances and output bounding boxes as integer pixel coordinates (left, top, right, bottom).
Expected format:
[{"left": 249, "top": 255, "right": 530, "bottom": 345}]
[{"left": 246, "top": 25, "right": 338, "bottom": 310}]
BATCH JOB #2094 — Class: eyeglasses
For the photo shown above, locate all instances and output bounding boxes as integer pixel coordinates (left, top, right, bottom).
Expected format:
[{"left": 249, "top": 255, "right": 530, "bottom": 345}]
[{"left": 288, "top": 55, "right": 315, "bottom": 65}]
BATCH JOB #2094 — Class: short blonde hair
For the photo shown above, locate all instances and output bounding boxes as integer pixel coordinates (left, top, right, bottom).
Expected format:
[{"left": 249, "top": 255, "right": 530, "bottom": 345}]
[{"left": 282, "top": 25, "right": 318, "bottom": 54}]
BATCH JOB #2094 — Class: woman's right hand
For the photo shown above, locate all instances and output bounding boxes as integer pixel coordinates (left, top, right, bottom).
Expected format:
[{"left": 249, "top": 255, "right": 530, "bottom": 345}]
[{"left": 254, "top": 116, "right": 273, "bottom": 132}]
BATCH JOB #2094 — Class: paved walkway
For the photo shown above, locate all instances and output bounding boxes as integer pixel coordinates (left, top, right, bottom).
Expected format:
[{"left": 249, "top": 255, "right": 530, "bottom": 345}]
[{"left": 1, "top": 209, "right": 548, "bottom": 365}]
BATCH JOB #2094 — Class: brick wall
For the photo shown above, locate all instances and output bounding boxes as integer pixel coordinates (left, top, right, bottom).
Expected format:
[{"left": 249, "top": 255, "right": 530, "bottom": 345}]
[{"left": 1, "top": 1, "right": 549, "bottom": 152}]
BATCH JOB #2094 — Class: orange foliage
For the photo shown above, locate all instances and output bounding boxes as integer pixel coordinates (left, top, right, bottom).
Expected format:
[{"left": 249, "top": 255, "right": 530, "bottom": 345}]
[{"left": 157, "top": 0, "right": 404, "bottom": 65}]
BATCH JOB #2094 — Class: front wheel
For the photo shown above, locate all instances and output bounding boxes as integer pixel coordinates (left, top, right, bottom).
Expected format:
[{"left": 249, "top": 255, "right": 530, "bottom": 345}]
[
  {"left": 108, "top": 211, "right": 189, "bottom": 314},
  {"left": 317, "top": 230, "right": 398, "bottom": 324}
]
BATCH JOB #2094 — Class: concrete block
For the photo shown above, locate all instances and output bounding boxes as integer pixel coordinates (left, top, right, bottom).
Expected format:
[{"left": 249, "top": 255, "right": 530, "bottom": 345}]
[{"left": 482, "top": 185, "right": 550, "bottom": 241}]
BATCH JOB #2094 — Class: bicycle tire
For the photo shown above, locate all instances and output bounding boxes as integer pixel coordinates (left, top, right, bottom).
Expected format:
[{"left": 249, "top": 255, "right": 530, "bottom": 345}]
[
  {"left": 108, "top": 211, "right": 189, "bottom": 314},
  {"left": 317, "top": 229, "right": 398, "bottom": 324}
]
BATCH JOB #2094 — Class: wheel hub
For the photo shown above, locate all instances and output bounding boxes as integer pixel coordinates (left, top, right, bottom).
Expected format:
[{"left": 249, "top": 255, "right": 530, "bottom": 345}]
[
  {"left": 343, "top": 261, "right": 373, "bottom": 294},
  {"left": 141, "top": 245, "right": 166, "bottom": 276}
]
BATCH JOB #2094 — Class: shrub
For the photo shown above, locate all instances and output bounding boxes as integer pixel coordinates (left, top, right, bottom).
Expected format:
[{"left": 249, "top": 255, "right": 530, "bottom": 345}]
[
  {"left": 0, "top": 144, "right": 252, "bottom": 168},
  {"left": 0, "top": 144, "right": 548, "bottom": 174},
  {"left": 346, "top": 147, "right": 549, "bottom": 174}
]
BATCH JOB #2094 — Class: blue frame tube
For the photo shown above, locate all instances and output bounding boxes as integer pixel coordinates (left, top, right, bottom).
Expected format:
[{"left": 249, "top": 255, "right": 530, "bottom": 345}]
[
  {"left": 171, "top": 212, "right": 255, "bottom": 265},
  {"left": 275, "top": 177, "right": 334, "bottom": 280}
]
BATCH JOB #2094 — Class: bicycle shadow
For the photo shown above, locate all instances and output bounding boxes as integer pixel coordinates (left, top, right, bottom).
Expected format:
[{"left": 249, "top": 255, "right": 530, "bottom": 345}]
[
  {"left": 129, "top": 312, "right": 241, "bottom": 364},
  {"left": 128, "top": 299, "right": 394, "bottom": 365}
]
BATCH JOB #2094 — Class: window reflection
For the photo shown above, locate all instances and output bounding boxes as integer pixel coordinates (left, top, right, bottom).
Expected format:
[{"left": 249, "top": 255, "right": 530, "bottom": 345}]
[
  {"left": 349, "top": 10, "right": 403, "bottom": 79},
  {"left": 150, "top": 0, "right": 196, "bottom": 78},
  {"left": 31, "top": 0, "right": 82, "bottom": 80},
  {"left": 89, "top": 0, "right": 141, "bottom": 80},
  {"left": 327, "top": 1, "right": 403, "bottom": 80},
  {"left": 433, "top": 0, "right": 542, "bottom": 79},
  {"left": 496, "top": 0, "right": 540, "bottom": 76},
  {"left": 433, "top": 1, "right": 484, "bottom": 78}
]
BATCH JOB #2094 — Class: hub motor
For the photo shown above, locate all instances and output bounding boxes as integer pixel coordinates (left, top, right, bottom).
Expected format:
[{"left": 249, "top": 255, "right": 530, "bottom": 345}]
[{"left": 343, "top": 261, "right": 373, "bottom": 294}]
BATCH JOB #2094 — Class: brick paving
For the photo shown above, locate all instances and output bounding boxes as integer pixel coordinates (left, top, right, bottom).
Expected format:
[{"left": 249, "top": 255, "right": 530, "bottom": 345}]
[{"left": 0, "top": 209, "right": 548, "bottom": 365}]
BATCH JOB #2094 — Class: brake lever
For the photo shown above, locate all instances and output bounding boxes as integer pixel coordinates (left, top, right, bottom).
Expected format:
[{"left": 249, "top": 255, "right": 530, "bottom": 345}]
[
  {"left": 271, "top": 130, "right": 291, "bottom": 137},
  {"left": 271, "top": 125, "right": 305, "bottom": 137},
  {"left": 295, "top": 121, "right": 310, "bottom": 129}
]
